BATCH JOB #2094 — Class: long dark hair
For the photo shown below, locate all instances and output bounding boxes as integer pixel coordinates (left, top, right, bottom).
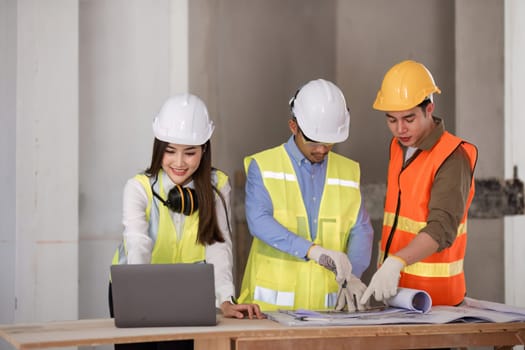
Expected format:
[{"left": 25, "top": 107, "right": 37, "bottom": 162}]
[{"left": 145, "top": 138, "right": 225, "bottom": 245}]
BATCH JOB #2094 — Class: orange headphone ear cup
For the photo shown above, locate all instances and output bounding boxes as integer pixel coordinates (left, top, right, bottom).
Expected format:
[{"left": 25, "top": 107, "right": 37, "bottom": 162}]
[{"left": 181, "top": 186, "right": 197, "bottom": 216}]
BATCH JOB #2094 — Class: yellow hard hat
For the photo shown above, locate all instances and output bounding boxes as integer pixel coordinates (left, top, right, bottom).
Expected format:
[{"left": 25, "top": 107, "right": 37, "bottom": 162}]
[{"left": 373, "top": 60, "right": 441, "bottom": 111}]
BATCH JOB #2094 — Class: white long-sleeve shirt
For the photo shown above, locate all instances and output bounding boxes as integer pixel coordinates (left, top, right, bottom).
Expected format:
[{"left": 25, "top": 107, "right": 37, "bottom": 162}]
[{"left": 121, "top": 170, "right": 235, "bottom": 307}]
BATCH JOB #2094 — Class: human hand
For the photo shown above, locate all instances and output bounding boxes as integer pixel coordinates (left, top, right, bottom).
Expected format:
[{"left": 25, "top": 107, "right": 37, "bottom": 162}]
[
  {"left": 220, "top": 301, "right": 266, "bottom": 319},
  {"left": 335, "top": 274, "right": 368, "bottom": 312},
  {"left": 307, "top": 245, "right": 352, "bottom": 284},
  {"left": 360, "top": 256, "right": 406, "bottom": 304}
]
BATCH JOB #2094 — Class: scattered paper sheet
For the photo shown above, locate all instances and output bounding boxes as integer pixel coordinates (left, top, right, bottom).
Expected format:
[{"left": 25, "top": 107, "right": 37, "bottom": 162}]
[
  {"left": 463, "top": 297, "right": 525, "bottom": 315},
  {"left": 267, "top": 290, "right": 525, "bottom": 326}
]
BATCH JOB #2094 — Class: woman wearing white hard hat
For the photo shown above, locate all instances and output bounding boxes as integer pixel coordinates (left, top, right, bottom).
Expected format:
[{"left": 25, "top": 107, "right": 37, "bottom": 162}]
[{"left": 109, "top": 94, "right": 264, "bottom": 350}]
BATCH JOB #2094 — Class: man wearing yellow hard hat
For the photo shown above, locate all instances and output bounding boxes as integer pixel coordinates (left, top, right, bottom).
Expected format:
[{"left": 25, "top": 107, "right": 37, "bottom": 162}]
[{"left": 361, "top": 60, "right": 478, "bottom": 306}]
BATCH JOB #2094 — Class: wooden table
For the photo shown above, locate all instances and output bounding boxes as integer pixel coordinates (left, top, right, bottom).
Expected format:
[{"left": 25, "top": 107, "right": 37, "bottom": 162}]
[{"left": 1, "top": 317, "right": 524, "bottom": 350}]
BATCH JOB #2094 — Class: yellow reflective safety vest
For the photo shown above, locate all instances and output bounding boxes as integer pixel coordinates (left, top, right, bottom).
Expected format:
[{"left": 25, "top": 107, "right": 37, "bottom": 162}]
[
  {"left": 238, "top": 145, "right": 361, "bottom": 311},
  {"left": 112, "top": 169, "right": 228, "bottom": 265},
  {"left": 380, "top": 132, "right": 477, "bottom": 305}
]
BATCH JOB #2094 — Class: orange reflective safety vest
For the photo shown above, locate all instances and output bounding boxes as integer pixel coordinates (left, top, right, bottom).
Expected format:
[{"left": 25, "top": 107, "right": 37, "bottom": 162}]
[{"left": 380, "top": 132, "right": 477, "bottom": 306}]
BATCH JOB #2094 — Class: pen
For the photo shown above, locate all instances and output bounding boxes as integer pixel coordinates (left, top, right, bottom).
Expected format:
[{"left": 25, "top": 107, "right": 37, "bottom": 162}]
[{"left": 334, "top": 279, "right": 348, "bottom": 310}]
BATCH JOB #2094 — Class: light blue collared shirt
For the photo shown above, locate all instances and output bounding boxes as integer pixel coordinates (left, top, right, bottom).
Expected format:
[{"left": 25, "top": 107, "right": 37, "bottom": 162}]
[{"left": 245, "top": 136, "right": 374, "bottom": 278}]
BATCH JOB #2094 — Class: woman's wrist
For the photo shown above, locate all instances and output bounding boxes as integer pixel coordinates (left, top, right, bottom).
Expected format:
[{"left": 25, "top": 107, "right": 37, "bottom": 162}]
[{"left": 220, "top": 296, "right": 237, "bottom": 308}]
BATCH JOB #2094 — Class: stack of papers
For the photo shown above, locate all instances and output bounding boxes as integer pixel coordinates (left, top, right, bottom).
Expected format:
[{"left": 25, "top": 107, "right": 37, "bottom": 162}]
[{"left": 266, "top": 288, "right": 525, "bottom": 326}]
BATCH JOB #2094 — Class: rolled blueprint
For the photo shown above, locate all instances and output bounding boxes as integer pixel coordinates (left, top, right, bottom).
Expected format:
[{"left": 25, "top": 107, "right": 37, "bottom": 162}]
[{"left": 385, "top": 287, "right": 432, "bottom": 313}]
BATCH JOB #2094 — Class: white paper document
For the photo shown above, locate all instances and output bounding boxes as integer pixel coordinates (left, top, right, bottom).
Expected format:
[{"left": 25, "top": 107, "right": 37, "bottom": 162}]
[
  {"left": 267, "top": 288, "right": 525, "bottom": 326},
  {"left": 385, "top": 287, "right": 432, "bottom": 313}
]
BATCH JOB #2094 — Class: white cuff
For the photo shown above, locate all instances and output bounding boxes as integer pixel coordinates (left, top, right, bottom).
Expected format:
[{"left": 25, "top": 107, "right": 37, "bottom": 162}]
[{"left": 124, "top": 233, "right": 153, "bottom": 264}]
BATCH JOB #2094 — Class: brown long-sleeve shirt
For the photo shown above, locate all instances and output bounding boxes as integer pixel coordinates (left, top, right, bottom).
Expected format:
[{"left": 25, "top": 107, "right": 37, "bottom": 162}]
[{"left": 401, "top": 117, "right": 474, "bottom": 251}]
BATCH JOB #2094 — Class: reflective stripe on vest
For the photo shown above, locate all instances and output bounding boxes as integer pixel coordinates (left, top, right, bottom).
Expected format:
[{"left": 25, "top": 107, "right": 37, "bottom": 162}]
[
  {"left": 383, "top": 212, "right": 468, "bottom": 242},
  {"left": 238, "top": 145, "right": 361, "bottom": 310},
  {"left": 262, "top": 171, "right": 297, "bottom": 181},
  {"left": 254, "top": 285, "right": 295, "bottom": 307},
  {"left": 326, "top": 178, "right": 359, "bottom": 188},
  {"left": 378, "top": 249, "right": 464, "bottom": 277},
  {"left": 252, "top": 285, "right": 339, "bottom": 309},
  {"left": 380, "top": 131, "right": 477, "bottom": 305}
]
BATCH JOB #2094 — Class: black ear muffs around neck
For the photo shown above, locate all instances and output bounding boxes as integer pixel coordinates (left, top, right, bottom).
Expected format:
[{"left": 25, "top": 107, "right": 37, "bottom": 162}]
[{"left": 165, "top": 185, "right": 198, "bottom": 216}]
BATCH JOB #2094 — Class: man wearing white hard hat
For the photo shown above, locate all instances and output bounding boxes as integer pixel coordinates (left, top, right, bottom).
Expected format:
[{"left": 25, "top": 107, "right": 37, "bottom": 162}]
[{"left": 238, "top": 79, "right": 374, "bottom": 312}]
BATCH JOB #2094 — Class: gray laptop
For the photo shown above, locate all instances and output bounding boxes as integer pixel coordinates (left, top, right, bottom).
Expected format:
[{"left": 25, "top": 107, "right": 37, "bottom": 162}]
[{"left": 110, "top": 263, "right": 217, "bottom": 327}]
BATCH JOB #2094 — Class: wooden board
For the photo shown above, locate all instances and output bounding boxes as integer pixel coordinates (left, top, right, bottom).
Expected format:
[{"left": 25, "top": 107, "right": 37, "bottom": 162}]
[{"left": 1, "top": 317, "right": 524, "bottom": 350}]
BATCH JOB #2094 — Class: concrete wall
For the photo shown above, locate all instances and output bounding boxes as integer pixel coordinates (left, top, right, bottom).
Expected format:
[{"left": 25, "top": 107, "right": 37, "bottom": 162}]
[
  {"left": 336, "top": 0, "right": 456, "bottom": 184},
  {"left": 189, "top": 0, "right": 337, "bottom": 178}
]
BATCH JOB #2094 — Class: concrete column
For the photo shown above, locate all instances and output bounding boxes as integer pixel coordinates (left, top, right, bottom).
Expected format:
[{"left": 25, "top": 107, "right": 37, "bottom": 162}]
[
  {"left": 14, "top": 0, "right": 79, "bottom": 322},
  {"left": 504, "top": 0, "right": 525, "bottom": 307},
  {"left": 78, "top": 0, "right": 174, "bottom": 319},
  {"left": 170, "top": 0, "right": 189, "bottom": 94},
  {"left": 0, "top": 0, "right": 17, "bottom": 326},
  {"left": 455, "top": 0, "right": 505, "bottom": 302}
]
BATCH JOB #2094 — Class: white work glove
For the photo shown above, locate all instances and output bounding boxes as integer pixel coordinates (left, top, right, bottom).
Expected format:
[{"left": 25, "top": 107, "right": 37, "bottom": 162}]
[
  {"left": 360, "top": 256, "right": 406, "bottom": 304},
  {"left": 335, "top": 274, "right": 368, "bottom": 312},
  {"left": 307, "top": 245, "right": 352, "bottom": 284}
]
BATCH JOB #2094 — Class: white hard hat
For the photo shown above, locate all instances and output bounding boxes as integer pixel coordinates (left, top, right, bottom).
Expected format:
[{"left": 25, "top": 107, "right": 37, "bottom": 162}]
[
  {"left": 152, "top": 93, "right": 214, "bottom": 145},
  {"left": 290, "top": 79, "right": 350, "bottom": 143}
]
